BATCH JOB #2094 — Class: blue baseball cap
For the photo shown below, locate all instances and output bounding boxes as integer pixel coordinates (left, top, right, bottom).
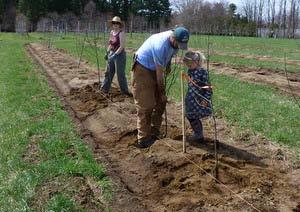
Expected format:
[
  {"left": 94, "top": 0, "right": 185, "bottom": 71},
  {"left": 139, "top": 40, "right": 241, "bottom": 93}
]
[{"left": 173, "top": 26, "right": 189, "bottom": 50}]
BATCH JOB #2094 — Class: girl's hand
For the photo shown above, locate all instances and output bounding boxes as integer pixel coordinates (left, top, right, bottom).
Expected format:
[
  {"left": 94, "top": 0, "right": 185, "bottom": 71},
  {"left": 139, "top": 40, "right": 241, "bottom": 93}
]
[
  {"left": 200, "top": 100, "right": 209, "bottom": 108},
  {"left": 108, "top": 53, "right": 117, "bottom": 62},
  {"left": 181, "top": 72, "right": 188, "bottom": 79}
]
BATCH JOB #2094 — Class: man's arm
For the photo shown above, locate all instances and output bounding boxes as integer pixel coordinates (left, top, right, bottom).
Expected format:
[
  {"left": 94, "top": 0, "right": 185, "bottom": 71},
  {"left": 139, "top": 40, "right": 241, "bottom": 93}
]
[
  {"left": 156, "top": 64, "right": 167, "bottom": 103},
  {"left": 156, "top": 64, "right": 165, "bottom": 93}
]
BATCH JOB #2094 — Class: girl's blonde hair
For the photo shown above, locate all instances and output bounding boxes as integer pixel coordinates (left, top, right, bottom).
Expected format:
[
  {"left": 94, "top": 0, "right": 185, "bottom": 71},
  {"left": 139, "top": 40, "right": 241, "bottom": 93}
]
[{"left": 183, "top": 51, "right": 206, "bottom": 63}]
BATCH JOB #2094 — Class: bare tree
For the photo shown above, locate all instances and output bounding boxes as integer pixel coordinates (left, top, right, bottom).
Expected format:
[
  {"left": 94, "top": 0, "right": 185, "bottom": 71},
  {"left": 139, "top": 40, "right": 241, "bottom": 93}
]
[
  {"left": 16, "top": 14, "right": 28, "bottom": 35},
  {"left": 84, "top": 0, "right": 96, "bottom": 20},
  {"left": 243, "top": 0, "right": 255, "bottom": 22},
  {"left": 283, "top": 0, "right": 287, "bottom": 37},
  {"left": 288, "top": 0, "right": 298, "bottom": 38},
  {"left": 253, "top": 0, "right": 258, "bottom": 23},
  {"left": 211, "top": 2, "right": 227, "bottom": 34},
  {"left": 271, "top": 0, "right": 276, "bottom": 27},
  {"left": 296, "top": 0, "right": 300, "bottom": 35},
  {"left": 83, "top": 0, "right": 96, "bottom": 33},
  {"left": 257, "top": 0, "right": 264, "bottom": 36},
  {"left": 267, "top": 0, "right": 271, "bottom": 24}
]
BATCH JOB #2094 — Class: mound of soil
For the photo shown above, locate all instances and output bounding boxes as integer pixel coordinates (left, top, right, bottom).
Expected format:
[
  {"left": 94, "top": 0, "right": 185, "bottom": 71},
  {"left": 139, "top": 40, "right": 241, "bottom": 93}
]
[{"left": 26, "top": 43, "right": 300, "bottom": 211}]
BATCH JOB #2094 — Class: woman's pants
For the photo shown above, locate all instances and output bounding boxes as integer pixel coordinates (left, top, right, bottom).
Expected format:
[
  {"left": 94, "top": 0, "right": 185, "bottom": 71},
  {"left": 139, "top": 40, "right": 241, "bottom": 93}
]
[{"left": 101, "top": 50, "right": 129, "bottom": 93}]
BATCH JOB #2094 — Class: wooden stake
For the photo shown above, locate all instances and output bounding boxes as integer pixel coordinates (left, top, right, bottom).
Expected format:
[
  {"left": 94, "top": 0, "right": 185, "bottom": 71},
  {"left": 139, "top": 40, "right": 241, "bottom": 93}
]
[{"left": 181, "top": 71, "right": 186, "bottom": 153}]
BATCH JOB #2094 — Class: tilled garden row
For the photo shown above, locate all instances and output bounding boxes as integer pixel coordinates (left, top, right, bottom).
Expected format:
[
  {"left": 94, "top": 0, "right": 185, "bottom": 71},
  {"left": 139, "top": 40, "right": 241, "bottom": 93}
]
[{"left": 26, "top": 43, "right": 300, "bottom": 211}]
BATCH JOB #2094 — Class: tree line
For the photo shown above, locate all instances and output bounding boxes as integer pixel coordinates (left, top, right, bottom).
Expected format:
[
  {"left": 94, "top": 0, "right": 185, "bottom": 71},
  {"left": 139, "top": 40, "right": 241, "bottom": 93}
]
[
  {"left": 0, "top": 0, "right": 299, "bottom": 38},
  {"left": 242, "top": 0, "right": 300, "bottom": 38},
  {"left": 0, "top": 0, "right": 171, "bottom": 31},
  {"left": 172, "top": 0, "right": 300, "bottom": 38},
  {"left": 172, "top": 1, "right": 256, "bottom": 36}
]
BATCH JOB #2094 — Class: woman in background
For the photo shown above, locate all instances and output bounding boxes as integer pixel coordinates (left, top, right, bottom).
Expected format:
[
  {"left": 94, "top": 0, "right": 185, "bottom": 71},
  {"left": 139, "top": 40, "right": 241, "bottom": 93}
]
[{"left": 101, "top": 16, "right": 131, "bottom": 96}]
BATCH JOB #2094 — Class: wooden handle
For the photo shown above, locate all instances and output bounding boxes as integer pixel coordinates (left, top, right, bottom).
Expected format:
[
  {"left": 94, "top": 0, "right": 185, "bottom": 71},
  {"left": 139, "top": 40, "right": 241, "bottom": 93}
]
[{"left": 181, "top": 71, "right": 186, "bottom": 153}]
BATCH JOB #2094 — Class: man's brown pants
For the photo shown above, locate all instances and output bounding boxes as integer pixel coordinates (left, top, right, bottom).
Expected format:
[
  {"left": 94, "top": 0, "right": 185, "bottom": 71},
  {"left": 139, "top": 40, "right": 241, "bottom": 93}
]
[{"left": 131, "top": 63, "right": 166, "bottom": 140}]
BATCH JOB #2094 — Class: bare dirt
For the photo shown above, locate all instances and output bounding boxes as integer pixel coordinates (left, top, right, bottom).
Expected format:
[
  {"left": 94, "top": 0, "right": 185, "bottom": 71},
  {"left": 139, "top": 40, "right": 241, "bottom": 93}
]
[
  {"left": 206, "top": 50, "right": 300, "bottom": 67},
  {"left": 26, "top": 43, "right": 300, "bottom": 211},
  {"left": 210, "top": 62, "right": 300, "bottom": 97}
]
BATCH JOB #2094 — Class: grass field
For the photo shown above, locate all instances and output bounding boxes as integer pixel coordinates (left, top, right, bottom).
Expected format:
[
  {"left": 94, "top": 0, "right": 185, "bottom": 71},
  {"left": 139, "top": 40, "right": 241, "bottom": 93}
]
[
  {"left": 190, "top": 34, "right": 300, "bottom": 73},
  {"left": 0, "top": 33, "right": 111, "bottom": 211},
  {"left": 0, "top": 32, "right": 299, "bottom": 210}
]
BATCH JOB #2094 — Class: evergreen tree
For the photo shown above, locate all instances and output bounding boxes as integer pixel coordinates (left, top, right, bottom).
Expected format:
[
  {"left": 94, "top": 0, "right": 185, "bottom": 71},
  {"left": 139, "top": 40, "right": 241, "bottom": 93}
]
[
  {"left": 18, "top": 0, "right": 48, "bottom": 30},
  {"left": 15, "top": 0, "right": 172, "bottom": 30},
  {"left": 0, "top": 0, "right": 4, "bottom": 24},
  {"left": 95, "top": 0, "right": 109, "bottom": 13},
  {"left": 141, "top": 0, "right": 171, "bottom": 28},
  {"left": 70, "top": 0, "right": 83, "bottom": 16},
  {"left": 2, "top": 0, "right": 17, "bottom": 31}
]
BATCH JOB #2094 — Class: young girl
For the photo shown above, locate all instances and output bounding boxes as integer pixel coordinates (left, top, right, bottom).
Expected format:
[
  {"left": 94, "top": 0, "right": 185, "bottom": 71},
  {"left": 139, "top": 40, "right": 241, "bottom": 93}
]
[{"left": 183, "top": 51, "right": 212, "bottom": 142}]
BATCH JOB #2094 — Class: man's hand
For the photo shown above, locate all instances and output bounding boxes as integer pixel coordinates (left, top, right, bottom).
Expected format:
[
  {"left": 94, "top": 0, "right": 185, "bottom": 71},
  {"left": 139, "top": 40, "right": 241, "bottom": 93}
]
[
  {"left": 161, "top": 94, "right": 168, "bottom": 103},
  {"left": 157, "top": 84, "right": 167, "bottom": 103},
  {"left": 165, "top": 61, "right": 172, "bottom": 75},
  {"left": 156, "top": 64, "right": 168, "bottom": 103}
]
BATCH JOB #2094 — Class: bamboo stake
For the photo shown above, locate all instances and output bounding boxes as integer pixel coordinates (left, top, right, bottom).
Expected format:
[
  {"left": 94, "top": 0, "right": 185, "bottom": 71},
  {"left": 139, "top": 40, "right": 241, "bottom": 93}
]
[
  {"left": 207, "top": 34, "right": 219, "bottom": 181},
  {"left": 181, "top": 71, "right": 186, "bottom": 153}
]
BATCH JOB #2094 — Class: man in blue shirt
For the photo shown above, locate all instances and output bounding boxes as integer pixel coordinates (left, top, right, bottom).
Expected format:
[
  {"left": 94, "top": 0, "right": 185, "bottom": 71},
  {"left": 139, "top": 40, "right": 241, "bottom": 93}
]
[{"left": 132, "top": 26, "right": 190, "bottom": 148}]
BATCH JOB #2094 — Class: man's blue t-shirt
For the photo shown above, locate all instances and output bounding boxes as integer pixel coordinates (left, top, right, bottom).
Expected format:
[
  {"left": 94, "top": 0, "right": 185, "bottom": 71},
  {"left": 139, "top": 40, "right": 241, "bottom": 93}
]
[{"left": 136, "top": 31, "right": 178, "bottom": 71}]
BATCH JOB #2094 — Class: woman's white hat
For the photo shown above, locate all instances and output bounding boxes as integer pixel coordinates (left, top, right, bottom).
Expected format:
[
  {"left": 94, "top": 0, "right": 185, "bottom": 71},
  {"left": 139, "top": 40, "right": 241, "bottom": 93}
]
[{"left": 108, "top": 16, "right": 124, "bottom": 28}]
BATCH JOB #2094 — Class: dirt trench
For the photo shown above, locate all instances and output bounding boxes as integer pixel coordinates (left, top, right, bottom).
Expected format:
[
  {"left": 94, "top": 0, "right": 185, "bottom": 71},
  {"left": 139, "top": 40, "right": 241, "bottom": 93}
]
[
  {"left": 210, "top": 62, "right": 300, "bottom": 97},
  {"left": 204, "top": 50, "right": 300, "bottom": 67},
  {"left": 26, "top": 43, "right": 300, "bottom": 211}
]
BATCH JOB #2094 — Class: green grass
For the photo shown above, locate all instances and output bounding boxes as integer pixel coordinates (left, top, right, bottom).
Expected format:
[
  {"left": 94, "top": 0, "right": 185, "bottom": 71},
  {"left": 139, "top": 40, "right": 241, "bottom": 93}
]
[
  {"left": 190, "top": 34, "right": 300, "bottom": 73},
  {"left": 211, "top": 73, "right": 300, "bottom": 148},
  {"left": 211, "top": 54, "right": 300, "bottom": 73},
  {"left": 0, "top": 33, "right": 111, "bottom": 211}
]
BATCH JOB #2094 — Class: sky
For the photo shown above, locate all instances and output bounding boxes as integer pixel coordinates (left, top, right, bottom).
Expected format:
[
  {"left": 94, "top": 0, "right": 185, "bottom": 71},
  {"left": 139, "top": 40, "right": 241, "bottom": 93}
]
[
  {"left": 228, "top": 0, "right": 242, "bottom": 6},
  {"left": 208, "top": 0, "right": 242, "bottom": 7},
  {"left": 170, "top": 0, "right": 244, "bottom": 12}
]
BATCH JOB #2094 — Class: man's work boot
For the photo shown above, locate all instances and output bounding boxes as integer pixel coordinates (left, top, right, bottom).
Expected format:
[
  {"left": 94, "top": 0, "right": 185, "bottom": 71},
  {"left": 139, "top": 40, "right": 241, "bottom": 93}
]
[
  {"left": 136, "top": 136, "right": 156, "bottom": 148},
  {"left": 151, "top": 126, "right": 161, "bottom": 139},
  {"left": 187, "top": 134, "right": 204, "bottom": 142},
  {"left": 122, "top": 91, "right": 133, "bottom": 97}
]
